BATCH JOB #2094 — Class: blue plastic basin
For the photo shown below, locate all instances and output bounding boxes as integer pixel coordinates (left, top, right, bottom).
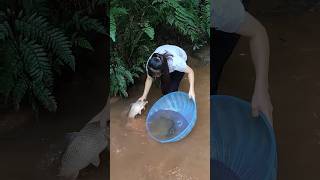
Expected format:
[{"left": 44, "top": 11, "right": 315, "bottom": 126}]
[
  {"left": 211, "top": 95, "right": 277, "bottom": 180},
  {"left": 146, "top": 91, "right": 197, "bottom": 143}
]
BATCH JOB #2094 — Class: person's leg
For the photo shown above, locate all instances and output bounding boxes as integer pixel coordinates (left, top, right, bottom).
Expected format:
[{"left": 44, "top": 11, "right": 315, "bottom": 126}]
[
  {"left": 211, "top": 28, "right": 241, "bottom": 95},
  {"left": 161, "top": 71, "right": 185, "bottom": 95}
]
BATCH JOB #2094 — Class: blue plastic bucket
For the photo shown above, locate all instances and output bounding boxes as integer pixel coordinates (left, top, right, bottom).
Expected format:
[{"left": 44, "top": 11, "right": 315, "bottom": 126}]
[
  {"left": 211, "top": 95, "right": 277, "bottom": 180},
  {"left": 146, "top": 91, "right": 197, "bottom": 143}
]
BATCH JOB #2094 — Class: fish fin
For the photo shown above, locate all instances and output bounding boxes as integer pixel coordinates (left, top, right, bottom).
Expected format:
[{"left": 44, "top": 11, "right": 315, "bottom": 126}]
[
  {"left": 127, "top": 104, "right": 134, "bottom": 118},
  {"left": 91, "top": 156, "right": 100, "bottom": 167}
]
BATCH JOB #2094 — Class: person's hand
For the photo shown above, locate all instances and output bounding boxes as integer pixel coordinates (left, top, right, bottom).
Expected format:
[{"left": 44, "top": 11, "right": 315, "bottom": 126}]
[
  {"left": 188, "top": 89, "right": 196, "bottom": 102},
  {"left": 138, "top": 95, "right": 147, "bottom": 102},
  {"left": 251, "top": 87, "right": 273, "bottom": 126}
]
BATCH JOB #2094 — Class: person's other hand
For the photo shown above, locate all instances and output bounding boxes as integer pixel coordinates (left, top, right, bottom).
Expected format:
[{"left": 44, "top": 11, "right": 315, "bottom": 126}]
[
  {"left": 188, "top": 89, "right": 196, "bottom": 102},
  {"left": 251, "top": 88, "right": 273, "bottom": 126}
]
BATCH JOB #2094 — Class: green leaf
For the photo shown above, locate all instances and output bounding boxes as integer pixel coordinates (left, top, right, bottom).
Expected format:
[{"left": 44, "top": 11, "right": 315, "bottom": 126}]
[
  {"left": 74, "top": 36, "right": 94, "bottom": 51},
  {"left": 32, "top": 80, "right": 57, "bottom": 112},
  {"left": 20, "top": 38, "right": 51, "bottom": 82},
  {"left": 11, "top": 75, "right": 28, "bottom": 109},
  {"left": 79, "top": 16, "right": 107, "bottom": 35},
  {"left": 16, "top": 13, "right": 75, "bottom": 71},
  {"left": 109, "top": 7, "right": 128, "bottom": 42},
  {"left": 142, "top": 23, "right": 155, "bottom": 40},
  {"left": 110, "top": 7, "right": 128, "bottom": 17},
  {"left": 110, "top": 14, "right": 116, "bottom": 42}
]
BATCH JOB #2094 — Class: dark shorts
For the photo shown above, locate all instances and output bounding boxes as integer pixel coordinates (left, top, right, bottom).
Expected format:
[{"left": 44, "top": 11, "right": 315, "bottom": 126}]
[
  {"left": 210, "top": 28, "right": 240, "bottom": 95},
  {"left": 161, "top": 71, "right": 185, "bottom": 95}
]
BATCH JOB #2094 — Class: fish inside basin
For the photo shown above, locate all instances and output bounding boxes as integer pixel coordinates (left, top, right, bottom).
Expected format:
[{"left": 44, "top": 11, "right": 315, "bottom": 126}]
[{"left": 147, "top": 110, "right": 188, "bottom": 141}]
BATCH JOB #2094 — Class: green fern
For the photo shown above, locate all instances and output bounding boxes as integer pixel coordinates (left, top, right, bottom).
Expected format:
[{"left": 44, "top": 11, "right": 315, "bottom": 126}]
[
  {"left": 31, "top": 80, "right": 57, "bottom": 112},
  {"left": 22, "top": 0, "right": 50, "bottom": 17},
  {"left": 114, "top": 0, "right": 208, "bottom": 97},
  {"left": 142, "top": 23, "right": 155, "bottom": 40},
  {"left": 20, "top": 38, "right": 51, "bottom": 83},
  {"left": 110, "top": 7, "right": 128, "bottom": 42},
  {"left": 152, "top": 0, "right": 209, "bottom": 47},
  {"left": 78, "top": 15, "right": 107, "bottom": 35},
  {"left": 0, "top": 1, "right": 108, "bottom": 113},
  {"left": 155, "top": 0, "right": 200, "bottom": 40},
  {"left": 110, "top": 56, "right": 137, "bottom": 97},
  {"left": 16, "top": 13, "right": 75, "bottom": 71},
  {"left": 0, "top": 42, "right": 17, "bottom": 99},
  {"left": 11, "top": 75, "right": 28, "bottom": 110},
  {"left": 0, "top": 10, "right": 68, "bottom": 112},
  {"left": 73, "top": 36, "right": 94, "bottom": 51}
]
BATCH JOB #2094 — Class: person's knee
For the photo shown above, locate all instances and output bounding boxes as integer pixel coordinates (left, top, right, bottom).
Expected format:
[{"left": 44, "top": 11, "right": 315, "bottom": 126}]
[
  {"left": 253, "top": 22, "right": 267, "bottom": 39},
  {"left": 238, "top": 12, "right": 268, "bottom": 39}
]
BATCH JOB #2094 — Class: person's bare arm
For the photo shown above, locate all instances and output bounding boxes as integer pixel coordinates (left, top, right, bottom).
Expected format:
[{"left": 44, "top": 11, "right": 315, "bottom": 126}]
[
  {"left": 138, "top": 75, "right": 153, "bottom": 101},
  {"left": 237, "top": 12, "right": 273, "bottom": 124},
  {"left": 185, "top": 65, "right": 195, "bottom": 101}
]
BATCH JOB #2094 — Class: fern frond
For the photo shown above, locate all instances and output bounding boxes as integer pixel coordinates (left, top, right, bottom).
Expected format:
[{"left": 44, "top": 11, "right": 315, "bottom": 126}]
[
  {"left": 122, "top": 67, "right": 134, "bottom": 84},
  {"left": 110, "top": 7, "right": 128, "bottom": 42},
  {"left": 74, "top": 36, "right": 94, "bottom": 51},
  {"left": 11, "top": 75, "right": 28, "bottom": 109},
  {"left": 20, "top": 38, "right": 51, "bottom": 82},
  {"left": 22, "top": 0, "right": 50, "bottom": 17},
  {"left": 154, "top": 0, "right": 208, "bottom": 43},
  {"left": 78, "top": 16, "right": 107, "bottom": 35},
  {"left": 32, "top": 80, "right": 57, "bottom": 112},
  {"left": 16, "top": 13, "right": 75, "bottom": 70},
  {"left": 0, "top": 41, "right": 19, "bottom": 94},
  {"left": 110, "top": 13, "right": 116, "bottom": 42}
]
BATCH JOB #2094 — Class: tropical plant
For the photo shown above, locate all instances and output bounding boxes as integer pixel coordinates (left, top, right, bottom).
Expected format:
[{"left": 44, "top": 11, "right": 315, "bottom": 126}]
[
  {"left": 109, "top": 0, "right": 210, "bottom": 97},
  {"left": 48, "top": 0, "right": 107, "bottom": 51},
  {"left": 0, "top": 0, "right": 106, "bottom": 113}
]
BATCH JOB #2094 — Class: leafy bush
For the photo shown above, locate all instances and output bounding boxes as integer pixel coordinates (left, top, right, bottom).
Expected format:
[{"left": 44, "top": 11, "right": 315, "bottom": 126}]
[
  {"left": 0, "top": 0, "right": 106, "bottom": 112},
  {"left": 110, "top": 0, "right": 210, "bottom": 97}
]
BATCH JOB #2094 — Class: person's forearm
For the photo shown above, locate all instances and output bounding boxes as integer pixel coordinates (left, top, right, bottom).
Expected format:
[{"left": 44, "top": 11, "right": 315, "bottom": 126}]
[
  {"left": 188, "top": 68, "right": 195, "bottom": 92},
  {"left": 238, "top": 12, "right": 270, "bottom": 91},
  {"left": 142, "top": 76, "right": 153, "bottom": 98},
  {"left": 250, "top": 25, "right": 269, "bottom": 90}
]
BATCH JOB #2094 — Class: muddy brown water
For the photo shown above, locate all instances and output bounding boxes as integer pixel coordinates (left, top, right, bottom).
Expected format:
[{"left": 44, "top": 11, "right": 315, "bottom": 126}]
[
  {"left": 218, "top": 1, "right": 320, "bottom": 179},
  {"left": 110, "top": 51, "right": 210, "bottom": 180}
]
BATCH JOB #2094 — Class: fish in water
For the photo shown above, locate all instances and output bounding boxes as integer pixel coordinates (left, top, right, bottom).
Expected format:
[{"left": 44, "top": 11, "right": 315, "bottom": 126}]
[
  {"left": 128, "top": 100, "right": 148, "bottom": 118},
  {"left": 149, "top": 116, "right": 176, "bottom": 140},
  {"left": 59, "top": 122, "right": 107, "bottom": 180},
  {"left": 59, "top": 99, "right": 109, "bottom": 180}
]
